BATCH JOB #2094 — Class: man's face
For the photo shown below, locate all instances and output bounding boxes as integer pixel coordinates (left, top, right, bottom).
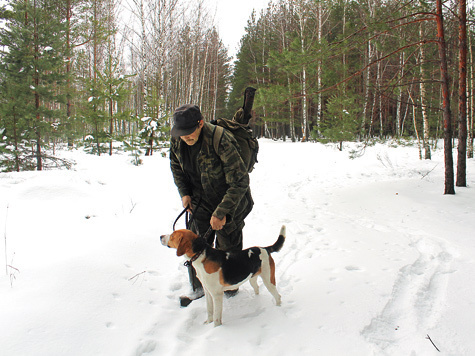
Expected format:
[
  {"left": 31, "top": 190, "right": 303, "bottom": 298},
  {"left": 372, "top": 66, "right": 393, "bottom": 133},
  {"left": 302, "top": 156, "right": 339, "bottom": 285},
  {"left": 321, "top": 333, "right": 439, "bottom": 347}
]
[{"left": 180, "top": 120, "right": 204, "bottom": 146}]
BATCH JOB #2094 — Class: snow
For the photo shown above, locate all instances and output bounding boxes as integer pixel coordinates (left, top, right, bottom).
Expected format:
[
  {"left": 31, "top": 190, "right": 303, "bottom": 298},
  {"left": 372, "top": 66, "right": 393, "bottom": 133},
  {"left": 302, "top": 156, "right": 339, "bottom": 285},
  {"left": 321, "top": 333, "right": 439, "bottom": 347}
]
[{"left": 1, "top": 139, "right": 474, "bottom": 356}]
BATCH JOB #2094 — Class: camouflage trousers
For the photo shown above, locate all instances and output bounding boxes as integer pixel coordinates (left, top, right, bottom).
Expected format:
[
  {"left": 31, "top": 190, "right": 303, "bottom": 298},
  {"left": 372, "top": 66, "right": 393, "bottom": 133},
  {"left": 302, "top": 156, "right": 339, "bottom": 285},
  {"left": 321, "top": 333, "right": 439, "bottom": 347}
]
[{"left": 187, "top": 196, "right": 245, "bottom": 291}]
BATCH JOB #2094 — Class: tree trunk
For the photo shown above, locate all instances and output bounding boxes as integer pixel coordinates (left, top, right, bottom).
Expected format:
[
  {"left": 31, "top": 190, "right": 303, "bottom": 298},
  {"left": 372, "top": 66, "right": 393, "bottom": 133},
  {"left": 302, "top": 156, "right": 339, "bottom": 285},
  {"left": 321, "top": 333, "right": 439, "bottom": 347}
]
[
  {"left": 108, "top": 34, "right": 113, "bottom": 156},
  {"left": 33, "top": 0, "right": 42, "bottom": 170},
  {"left": 396, "top": 52, "right": 403, "bottom": 137},
  {"left": 288, "top": 76, "right": 296, "bottom": 142},
  {"left": 316, "top": 0, "right": 322, "bottom": 134},
  {"left": 301, "top": 66, "right": 308, "bottom": 141},
  {"left": 93, "top": 0, "right": 100, "bottom": 156},
  {"left": 361, "top": 0, "right": 375, "bottom": 138},
  {"left": 109, "top": 92, "right": 113, "bottom": 156},
  {"left": 294, "top": 2, "right": 308, "bottom": 141},
  {"left": 436, "top": 0, "right": 455, "bottom": 194},
  {"left": 377, "top": 59, "right": 383, "bottom": 136},
  {"left": 12, "top": 107, "right": 20, "bottom": 172},
  {"left": 419, "top": 23, "right": 431, "bottom": 159},
  {"left": 409, "top": 90, "right": 422, "bottom": 159},
  {"left": 456, "top": 0, "right": 467, "bottom": 187},
  {"left": 66, "top": 0, "right": 73, "bottom": 148},
  {"left": 469, "top": 32, "right": 474, "bottom": 159}
]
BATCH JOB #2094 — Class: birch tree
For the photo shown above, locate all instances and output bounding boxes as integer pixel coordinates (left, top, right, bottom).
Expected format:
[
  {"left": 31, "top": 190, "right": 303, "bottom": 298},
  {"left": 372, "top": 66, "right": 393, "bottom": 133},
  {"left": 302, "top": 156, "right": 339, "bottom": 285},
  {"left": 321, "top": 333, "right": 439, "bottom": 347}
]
[
  {"left": 419, "top": 22, "right": 431, "bottom": 159},
  {"left": 291, "top": 0, "right": 309, "bottom": 141},
  {"left": 361, "top": 0, "right": 376, "bottom": 138}
]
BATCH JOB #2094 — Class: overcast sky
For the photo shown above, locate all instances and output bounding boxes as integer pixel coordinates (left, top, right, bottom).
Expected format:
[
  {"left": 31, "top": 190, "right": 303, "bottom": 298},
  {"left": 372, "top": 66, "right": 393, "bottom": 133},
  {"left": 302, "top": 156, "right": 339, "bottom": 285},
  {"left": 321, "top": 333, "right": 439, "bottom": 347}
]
[
  {"left": 0, "top": 0, "right": 270, "bottom": 60},
  {"left": 205, "top": 0, "right": 271, "bottom": 59}
]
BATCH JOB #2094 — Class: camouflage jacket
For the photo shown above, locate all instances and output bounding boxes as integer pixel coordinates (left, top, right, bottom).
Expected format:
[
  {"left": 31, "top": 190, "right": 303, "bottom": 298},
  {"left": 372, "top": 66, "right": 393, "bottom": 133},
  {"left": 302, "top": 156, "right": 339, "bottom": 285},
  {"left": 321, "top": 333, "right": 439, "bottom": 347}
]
[{"left": 170, "top": 122, "right": 253, "bottom": 222}]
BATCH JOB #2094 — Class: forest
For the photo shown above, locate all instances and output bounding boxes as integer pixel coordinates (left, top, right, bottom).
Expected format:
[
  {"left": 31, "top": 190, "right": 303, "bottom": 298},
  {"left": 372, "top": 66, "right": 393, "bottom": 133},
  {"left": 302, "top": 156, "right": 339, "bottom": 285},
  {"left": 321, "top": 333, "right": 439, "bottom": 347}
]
[{"left": 0, "top": 0, "right": 473, "bottom": 192}]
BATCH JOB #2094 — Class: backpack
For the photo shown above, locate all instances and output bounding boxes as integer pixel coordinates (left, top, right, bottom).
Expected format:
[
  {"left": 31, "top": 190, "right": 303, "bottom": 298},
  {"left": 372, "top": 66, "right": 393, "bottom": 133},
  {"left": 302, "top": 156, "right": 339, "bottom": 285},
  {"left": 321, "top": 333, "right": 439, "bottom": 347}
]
[{"left": 211, "top": 117, "right": 259, "bottom": 173}]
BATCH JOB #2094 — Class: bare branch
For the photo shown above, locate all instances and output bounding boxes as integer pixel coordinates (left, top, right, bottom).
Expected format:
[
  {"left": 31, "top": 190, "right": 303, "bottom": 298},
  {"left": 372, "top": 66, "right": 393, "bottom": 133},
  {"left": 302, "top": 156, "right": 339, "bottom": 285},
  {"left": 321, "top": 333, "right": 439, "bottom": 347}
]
[
  {"left": 421, "top": 164, "right": 439, "bottom": 179},
  {"left": 426, "top": 334, "right": 441, "bottom": 352},
  {"left": 298, "top": 40, "right": 438, "bottom": 99},
  {"left": 128, "top": 270, "right": 146, "bottom": 282}
]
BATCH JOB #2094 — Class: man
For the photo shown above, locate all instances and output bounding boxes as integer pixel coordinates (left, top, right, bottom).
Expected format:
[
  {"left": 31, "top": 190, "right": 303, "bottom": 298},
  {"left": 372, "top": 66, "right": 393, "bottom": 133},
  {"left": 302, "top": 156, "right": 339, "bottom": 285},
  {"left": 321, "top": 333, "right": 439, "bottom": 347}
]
[{"left": 169, "top": 104, "right": 253, "bottom": 304}]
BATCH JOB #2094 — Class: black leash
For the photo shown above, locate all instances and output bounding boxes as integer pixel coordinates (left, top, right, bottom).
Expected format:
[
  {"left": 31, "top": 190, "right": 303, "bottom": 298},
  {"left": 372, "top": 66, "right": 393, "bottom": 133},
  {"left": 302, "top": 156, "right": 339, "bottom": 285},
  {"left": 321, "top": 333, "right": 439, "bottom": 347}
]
[
  {"left": 172, "top": 197, "right": 215, "bottom": 243},
  {"left": 183, "top": 226, "right": 214, "bottom": 267},
  {"left": 201, "top": 226, "right": 214, "bottom": 241},
  {"left": 172, "top": 206, "right": 188, "bottom": 231},
  {"left": 172, "top": 199, "right": 216, "bottom": 268},
  {"left": 172, "top": 197, "right": 203, "bottom": 231}
]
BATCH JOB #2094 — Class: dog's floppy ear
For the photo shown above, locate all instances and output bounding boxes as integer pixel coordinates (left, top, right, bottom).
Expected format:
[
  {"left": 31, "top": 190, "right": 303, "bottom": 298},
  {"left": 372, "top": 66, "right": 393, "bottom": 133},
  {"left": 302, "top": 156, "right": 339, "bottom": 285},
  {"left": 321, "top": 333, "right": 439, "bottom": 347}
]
[{"left": 176, "top": 232, "right": 192, "bottom": 256}]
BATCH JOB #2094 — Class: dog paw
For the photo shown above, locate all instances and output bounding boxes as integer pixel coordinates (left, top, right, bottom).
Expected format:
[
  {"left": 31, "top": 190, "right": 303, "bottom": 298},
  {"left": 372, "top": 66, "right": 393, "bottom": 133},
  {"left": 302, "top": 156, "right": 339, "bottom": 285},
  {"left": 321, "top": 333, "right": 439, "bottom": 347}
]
[
  {"left": 204, "top": 319, "right": 213, "bottom": 325},
  {"left": 214, "top": 320, "right": 222, "bottom": 327}
]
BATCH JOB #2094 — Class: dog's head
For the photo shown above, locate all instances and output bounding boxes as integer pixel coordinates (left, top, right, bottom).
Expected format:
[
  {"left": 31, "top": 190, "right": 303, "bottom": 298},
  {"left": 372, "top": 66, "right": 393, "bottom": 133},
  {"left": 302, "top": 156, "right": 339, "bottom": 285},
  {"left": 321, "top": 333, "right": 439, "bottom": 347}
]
[{"left": 160, "top": 229, "right": 198, "bottom": 257}]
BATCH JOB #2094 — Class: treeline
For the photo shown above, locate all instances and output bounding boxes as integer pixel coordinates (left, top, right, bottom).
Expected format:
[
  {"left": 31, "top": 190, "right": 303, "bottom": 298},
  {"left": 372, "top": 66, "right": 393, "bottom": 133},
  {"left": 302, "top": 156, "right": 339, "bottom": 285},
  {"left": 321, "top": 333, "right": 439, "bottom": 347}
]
[
  {"left": 1, "top": 0, "right": 474, "bottom": 177},
  {"left": 0, "top": 0, "right": 229, "bottom": 171},
  {"left": 228, "top": 0, "right": 474, "bottom": 160}
]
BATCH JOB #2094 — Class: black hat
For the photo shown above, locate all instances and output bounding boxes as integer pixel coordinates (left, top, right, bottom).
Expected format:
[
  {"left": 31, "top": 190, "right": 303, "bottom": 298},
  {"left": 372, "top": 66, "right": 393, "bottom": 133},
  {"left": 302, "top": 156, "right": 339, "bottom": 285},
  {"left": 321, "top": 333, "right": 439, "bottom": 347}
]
[{"left": 171, "top": 104, "right": 203, "bottom": 137}]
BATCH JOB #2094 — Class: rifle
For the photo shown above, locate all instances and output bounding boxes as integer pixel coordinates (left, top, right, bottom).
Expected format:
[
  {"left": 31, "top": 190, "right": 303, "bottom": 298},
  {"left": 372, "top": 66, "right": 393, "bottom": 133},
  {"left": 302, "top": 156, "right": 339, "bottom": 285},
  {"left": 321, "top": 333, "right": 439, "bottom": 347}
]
[{"left": 233, "top": 87, "right": 257, "bottom": 125}]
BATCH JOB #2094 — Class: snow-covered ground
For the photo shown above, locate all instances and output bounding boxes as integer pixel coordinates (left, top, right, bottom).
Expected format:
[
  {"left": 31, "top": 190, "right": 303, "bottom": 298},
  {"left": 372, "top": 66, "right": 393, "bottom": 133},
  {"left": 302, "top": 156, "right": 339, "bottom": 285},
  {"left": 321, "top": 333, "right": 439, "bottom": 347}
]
[{"left": 1, "top": 139, "right": 474, "bottom": 356}]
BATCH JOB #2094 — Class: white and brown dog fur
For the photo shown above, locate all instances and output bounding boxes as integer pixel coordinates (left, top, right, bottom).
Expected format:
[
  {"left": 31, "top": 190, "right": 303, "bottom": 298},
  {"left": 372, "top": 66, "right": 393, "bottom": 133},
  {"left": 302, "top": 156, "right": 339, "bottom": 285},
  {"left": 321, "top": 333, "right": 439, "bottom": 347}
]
[{"left": 160, "top": 225, "right": 286, "bottom": 326}]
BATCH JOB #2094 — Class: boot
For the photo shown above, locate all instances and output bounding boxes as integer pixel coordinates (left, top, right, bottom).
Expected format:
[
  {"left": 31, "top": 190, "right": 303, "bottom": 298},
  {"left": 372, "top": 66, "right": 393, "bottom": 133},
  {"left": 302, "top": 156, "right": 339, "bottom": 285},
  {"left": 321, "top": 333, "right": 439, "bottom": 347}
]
[{"left": 179, "top": 265, "right": 205, "bottom": 307}]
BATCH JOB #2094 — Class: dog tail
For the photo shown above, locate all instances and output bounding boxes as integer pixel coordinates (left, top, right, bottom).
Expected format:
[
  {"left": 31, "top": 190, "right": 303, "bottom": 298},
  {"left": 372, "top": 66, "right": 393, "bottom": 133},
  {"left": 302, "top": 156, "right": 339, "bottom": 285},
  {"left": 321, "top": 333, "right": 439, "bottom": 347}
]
[{"left": 265, "top": 225, "right": 286, "bottom": 254}]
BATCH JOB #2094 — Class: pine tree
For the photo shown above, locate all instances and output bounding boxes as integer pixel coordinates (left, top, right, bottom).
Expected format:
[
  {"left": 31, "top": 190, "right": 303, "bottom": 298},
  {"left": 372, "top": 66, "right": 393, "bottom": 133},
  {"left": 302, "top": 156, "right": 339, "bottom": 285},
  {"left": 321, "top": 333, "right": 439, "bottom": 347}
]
[
  {"left": 79, "top": 0, "right": 112, "bottom": 156},
  {"left": 319, "top": 91, "right": 359, "bottom": 151},
  {"left": 0, "top": 0, "right": 67, "bottom": 171}
]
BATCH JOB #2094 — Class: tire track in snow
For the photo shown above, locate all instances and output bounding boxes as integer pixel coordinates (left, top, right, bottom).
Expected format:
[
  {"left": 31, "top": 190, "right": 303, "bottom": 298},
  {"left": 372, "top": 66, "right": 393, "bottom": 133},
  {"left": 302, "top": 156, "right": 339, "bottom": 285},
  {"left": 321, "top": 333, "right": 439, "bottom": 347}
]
[{"left": 362, "top": 236, "right": 455, "bottom": 354}]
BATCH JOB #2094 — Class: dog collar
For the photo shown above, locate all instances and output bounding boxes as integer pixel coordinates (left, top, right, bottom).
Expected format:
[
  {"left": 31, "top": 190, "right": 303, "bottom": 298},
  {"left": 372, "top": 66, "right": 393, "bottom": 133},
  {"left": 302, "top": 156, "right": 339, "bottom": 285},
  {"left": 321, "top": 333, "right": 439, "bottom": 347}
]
[
  {"left": 183, "top": 227, "right": 213, "bottom": 267},
  {"left": 184, "top": 249, "right": 204, "bottom": 267}
]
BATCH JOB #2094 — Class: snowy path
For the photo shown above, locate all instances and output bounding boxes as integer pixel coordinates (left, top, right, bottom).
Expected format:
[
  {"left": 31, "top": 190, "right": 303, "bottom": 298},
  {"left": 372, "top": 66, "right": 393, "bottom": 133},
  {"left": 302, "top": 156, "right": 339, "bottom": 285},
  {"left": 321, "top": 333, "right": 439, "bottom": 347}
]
[{"left": 1, "top": 140, "right": 474, "bottom": 356}]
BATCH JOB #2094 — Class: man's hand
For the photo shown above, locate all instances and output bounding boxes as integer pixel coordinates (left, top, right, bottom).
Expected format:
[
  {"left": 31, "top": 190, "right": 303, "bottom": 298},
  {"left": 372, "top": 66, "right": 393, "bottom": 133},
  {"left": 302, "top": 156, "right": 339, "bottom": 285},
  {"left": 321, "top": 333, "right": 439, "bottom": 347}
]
[
  {"left": 210, "top": 215, "right": 226, "bottom": 230},
  {"left": 182, "top": 195, "right": 192, "bottom": 212}
]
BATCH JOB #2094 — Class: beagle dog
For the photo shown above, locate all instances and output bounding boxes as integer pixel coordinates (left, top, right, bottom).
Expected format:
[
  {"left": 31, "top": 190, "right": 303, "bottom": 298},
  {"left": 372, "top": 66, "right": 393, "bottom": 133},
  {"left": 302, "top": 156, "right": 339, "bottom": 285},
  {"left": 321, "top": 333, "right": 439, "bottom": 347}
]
[{"left": 160, "top": 226, "right": 286, "bottom": 326}]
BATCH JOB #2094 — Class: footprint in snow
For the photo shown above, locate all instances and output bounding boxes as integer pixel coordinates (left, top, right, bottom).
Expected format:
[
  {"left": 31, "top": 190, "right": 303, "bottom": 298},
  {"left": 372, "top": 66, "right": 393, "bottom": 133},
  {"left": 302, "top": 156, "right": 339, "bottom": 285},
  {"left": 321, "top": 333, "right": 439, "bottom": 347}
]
[
  {"left": 362, "top": 236, "right": 455, "bottom": 354},
  {"left": 135, "top": 339, "right": 157, "bottom": 356},
  {"left": 345, "top": 265, "right": 363, "bottom": 272}
]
